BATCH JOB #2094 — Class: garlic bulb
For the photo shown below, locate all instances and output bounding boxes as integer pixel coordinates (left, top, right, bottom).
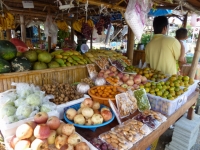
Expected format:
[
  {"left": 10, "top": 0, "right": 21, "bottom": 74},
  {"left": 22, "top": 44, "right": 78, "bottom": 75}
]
[
  {"left": 77, "top": 82, "right": 90, "bottom": 94},
  {"left": 94, "top": 77, "right": 106, "bottom": 86}
]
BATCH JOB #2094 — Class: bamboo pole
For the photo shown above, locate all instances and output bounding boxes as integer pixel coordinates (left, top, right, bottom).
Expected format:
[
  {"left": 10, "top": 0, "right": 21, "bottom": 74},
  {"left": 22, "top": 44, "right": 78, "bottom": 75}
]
[
  {"left": 127, "top": 27, "right": 134, "bottom": 64},
  {"left": 20, "top": 15, "right": 26, "bottom": 42},
  {"left": 187, "top": 31, "right": 200, "bottom": 120},
  {"left": 78, "top": 0, "right": 125, "bottom": 11},
  {"left": 6, "top": 29, "right": 11, "bottom": 40},
  {"left": 71, "top": 19, "right": 75, "bottom": 43},
  {"left": 48, "top": 36, "right": 51, "bottom": 52}
]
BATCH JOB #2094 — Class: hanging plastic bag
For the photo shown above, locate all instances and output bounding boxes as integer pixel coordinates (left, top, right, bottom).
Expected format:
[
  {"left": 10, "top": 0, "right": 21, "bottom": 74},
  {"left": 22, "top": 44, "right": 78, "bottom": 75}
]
[
  {"left": 191, "top": 13, "right": 197, "bottom": 27},
  {"left": 125, "top": 0, "right": 152, "bottom": 40}
]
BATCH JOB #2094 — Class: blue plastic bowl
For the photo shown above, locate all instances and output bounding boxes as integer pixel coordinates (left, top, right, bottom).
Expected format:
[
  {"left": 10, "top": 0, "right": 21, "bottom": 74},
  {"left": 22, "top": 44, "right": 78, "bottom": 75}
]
[{"left": 63, "top": 103, "right": 115, "bottom": 131}]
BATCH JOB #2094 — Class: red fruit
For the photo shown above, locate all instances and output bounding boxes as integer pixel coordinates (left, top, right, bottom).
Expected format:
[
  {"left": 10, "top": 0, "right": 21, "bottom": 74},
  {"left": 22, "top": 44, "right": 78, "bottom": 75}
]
[
  {"left": 34, "top": 124, "right": 50, "bottom": 140},
  {"left": 46, "top": 116, "right": 60, "bottom": 130},
  {"left": 34, "top": 112, "right": 48, "bottom": 124}
]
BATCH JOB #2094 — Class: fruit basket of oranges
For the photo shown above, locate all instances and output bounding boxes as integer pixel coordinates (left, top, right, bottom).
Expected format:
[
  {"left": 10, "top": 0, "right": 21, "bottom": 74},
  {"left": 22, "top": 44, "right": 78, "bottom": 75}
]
[{"left": 88, "top": 85, "right": 121, "bottom": 106}]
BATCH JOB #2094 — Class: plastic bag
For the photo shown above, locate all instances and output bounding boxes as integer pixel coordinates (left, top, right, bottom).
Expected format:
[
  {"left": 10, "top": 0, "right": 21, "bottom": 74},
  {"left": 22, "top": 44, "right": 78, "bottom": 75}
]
[
  {"left": 0, "top": 89, "right": 17, "bottom": 108},
  {"left": 1, "top": 115, "right": 19, "bottom": 124},
  {"left": 125, "top": 0, "right": 152, "bottom": 40},
  {"left": 11, "top": 82, "right": 33, "bottom": 98},
  {"left": 191, "top": 13, "right": 197, "bottom": 27},
  {"left": 15, "top": 104, "right": 34, "bottom": 120},
  {"left": 40, "top": 102, "right": 57, "bottom": 113}
]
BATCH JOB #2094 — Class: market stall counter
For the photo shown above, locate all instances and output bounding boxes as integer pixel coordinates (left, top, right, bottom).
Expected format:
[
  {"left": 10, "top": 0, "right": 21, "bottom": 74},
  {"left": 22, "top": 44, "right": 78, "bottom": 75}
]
[{"left": 75, "top": 92, "right": 199, "bottom": 150}]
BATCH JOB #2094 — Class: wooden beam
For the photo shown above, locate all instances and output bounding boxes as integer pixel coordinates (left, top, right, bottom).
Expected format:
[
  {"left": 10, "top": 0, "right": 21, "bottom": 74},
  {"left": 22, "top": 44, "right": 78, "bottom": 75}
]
[
  {"left": 79, "top": 0, "right": 126, "bottom": 11},
  {"left": 127, "top": 27, "right": 134, "bottom": 64},
  {"left": 38, "top": 25, "right": 41, "bottom": 43},
  {"left": 115, "top": 0, "right": 124, "bottom": 6},
  {"left": 182, "top": 12, "right": 188, "bottom": 28},
  {"left": 6, "top": 29, "right": 11, "bottom": 40}
]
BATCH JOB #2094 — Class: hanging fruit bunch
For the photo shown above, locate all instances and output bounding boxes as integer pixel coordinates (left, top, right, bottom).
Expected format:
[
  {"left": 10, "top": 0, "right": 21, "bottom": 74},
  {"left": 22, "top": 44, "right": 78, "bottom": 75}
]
[
  {"left": 56, "top": 20, "right": 69, "bottom": 32},
  {"left": 95, "top": 15, "right": 111, "bottom": 35},
  {"left": 72, "top": 18, "right": 94, "bottom": 39},
  {"left": 0, "top": 12, "right": 15, "bottom": 31}
]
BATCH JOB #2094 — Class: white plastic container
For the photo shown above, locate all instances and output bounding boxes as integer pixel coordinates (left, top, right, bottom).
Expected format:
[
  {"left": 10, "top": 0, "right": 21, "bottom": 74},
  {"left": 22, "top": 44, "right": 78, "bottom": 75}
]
[
  {"left": 184, "top": 80, "right": 199, "bottom": 98},
  {"left": 0, "top": 110, "right": 59, "bottom": 139},
  {"left": 147, "top": 94, "right": 184, "bottom": 116},
  {"left": 56, "top": 94, "right": 90, "bottom": 119}
]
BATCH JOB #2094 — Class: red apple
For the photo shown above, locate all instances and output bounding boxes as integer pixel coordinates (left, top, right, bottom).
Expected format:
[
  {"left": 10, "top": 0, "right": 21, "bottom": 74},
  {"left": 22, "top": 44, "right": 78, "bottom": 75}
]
[
  {"left": 47, "top": 130, "right": 57, "bottom": 145},
  {"left": 14, "top": 140, "right": 30, "bottom": 150},
  {"left": 16, "top": 124, "right": 33, "bottom": 140},
  {"left": 26, "top": 121, "right": 37, "bottom": 130},
  {"left": 10, "top": 135, "right": 20, "bottom": 148},
  {"left": 46, "top": 116, "right": 60, "bottom": 130},
  {"left": 101, "top": 110, "right": 112, "bottom": 121},
  {"left": 34, "top": 112, "right": 48, "bottom": 124},
  {"left": 55, "top": 134, "right": 68, "bottom": 149},
  {"left": 141, "top": 76, "right": 147, "bottom": 83},
  {"left": 134, "top": 76, "right": 142, "bottom": 84},
  {"left": 34, "top": 124, "right": 50, "bottom": 140},
  {"left": 31, "top": 139, "right": 48, "bottom": 150}
]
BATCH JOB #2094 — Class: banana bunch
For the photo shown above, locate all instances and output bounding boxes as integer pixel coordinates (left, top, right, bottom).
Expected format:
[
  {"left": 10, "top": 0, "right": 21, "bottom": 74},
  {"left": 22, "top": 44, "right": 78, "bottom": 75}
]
[
  {"left": 56, "top": 20, "right": 69, "bottom": 32},
  {"left": 0, "top": 12, "right": 15, "bottom": 31},
  {"left": 72, "top": 18, "right": 94, "bottom": 33}
]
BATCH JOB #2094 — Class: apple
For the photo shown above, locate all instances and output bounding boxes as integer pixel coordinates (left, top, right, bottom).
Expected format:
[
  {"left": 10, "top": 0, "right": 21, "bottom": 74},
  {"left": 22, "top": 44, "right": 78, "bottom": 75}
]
[
  {"left": 56, "top": 122, "right": 65, "bottom": 135},
  {"left": 46, "top": 116, "right": 60, "bottom": 130},
  {"left": 47, "top": 130, "right": 57, "bottom": 145},
  {"left": 75, "top": 142, "right": 90, "bottom": 150},
  {"left": 28, "top": 135, "right": 36, "bottom": 143},
  {"left": 122, "top": 74, "right": 129, "bottom": 82},
  {"left": 121, "top": 83, "right": 128, "bottom": 89},
  {"left": 141, "top": 76, "right": 147, "bottom": 83},
  {"left": 31, "top": 139, "right": 48, "bottom": 150},
  {"left": 134, "top": 76, "right": 142, "bottom": 84},
  {"left": 34, "top": 112, "right": 48, "bottom": 124},
  {"left": 14, "top": 140, "right": 30, "bottom": 150},
  {"left": 34, "top": 124, "right": 50, "bottom": 140},
  {"left": 16, "top": 124, "right": 33, "bottom": 140},
  {"left": 68, "top": 133, "right": 81, "bottom": 146},
  {"left": 126, "top": 79, "right": 134, "bottom": 86},
  {"left": 10, "top": 135, "right": 20, "bottom": 148},
  {"left": 26, "top": 121, "right": 37, "bottom": 130},
  {"left": 55, "top": 134, "right": 68, "bottom": 149},
  {"left": 62, "top": 124, "right": 75, "bottom": 136},
  {"left": 60, "top": 144, "right": 74, "bottom": 150},
  {"left": 101, "top": 110, "right": 112, "bottom": 121}
]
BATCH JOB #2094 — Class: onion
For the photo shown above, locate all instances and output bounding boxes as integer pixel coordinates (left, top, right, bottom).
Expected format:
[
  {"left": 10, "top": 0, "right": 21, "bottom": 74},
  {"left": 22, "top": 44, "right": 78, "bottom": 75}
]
[
  {"left": 68, "top": 133, "right": 81, "bottom": 146},
  {"left": 77, "top": 83, "right": 90, "bottom": 94},
  {"left": 77, "top": 108, "right": 83, "bottom": 114},
  {"left": 85, "top": 118, "right": 92, "bottom": 125},
  {"left": 92, "top": 101, "right": 100, "bottom": 110},
  {"left": 91, "top": 114, "right": 103, "bottom": 125},
  {"left": 83, "top": 98, "right": 93, "bottom": 108},
  {"left": 74, "top": 114, "right": 85, "bottom": 125},
  {"left": 100, "top": 107, "right": 110, "bottom": 113},
  {"left": 82, "top": 107, "right": 94, "bottom": 119},
  {"left": 80, "top": 102, "right": 86, "bottom": 108},
  {"left": 101, "top": 110, "right": 112, "bottom": 121},
  {"left": 94, "top": 77, "right": 106, "bottom": 86},
  {"left": 66, "top": 108, "right": 77, "bottom": 120},
  {"left": 75, "top": 142, "right": 90, "bottom": 150}
]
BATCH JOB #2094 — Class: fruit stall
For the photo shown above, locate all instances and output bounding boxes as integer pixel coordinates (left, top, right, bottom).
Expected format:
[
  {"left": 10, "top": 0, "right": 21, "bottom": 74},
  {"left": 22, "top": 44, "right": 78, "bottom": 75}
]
[{"left": 1, "top": 0, "right": 200, "bottom": 150}]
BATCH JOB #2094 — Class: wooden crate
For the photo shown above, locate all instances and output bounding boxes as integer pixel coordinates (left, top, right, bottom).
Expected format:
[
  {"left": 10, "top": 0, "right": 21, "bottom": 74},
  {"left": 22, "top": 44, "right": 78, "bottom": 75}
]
[{"left": 0, "top": 65, "right": 89, "bottom": 92}]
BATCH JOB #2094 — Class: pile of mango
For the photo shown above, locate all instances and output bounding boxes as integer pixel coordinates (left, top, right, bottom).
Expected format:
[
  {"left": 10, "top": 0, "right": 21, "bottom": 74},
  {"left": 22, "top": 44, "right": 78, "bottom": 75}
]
[
  {"left": 51, "top": 50, "right": 89, "bottom": 67},
  {"left": 83, "top": 49, "right": 129, "bottom": 63}
]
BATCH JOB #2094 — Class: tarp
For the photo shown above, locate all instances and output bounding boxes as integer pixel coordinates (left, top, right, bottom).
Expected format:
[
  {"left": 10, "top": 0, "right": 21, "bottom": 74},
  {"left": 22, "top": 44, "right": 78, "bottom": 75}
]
[{"left": 148, "top": 9, "right": 172, "bottom": 16}]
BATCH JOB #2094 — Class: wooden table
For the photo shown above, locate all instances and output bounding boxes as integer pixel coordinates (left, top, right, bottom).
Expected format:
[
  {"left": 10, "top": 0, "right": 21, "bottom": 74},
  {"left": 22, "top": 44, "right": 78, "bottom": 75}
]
[{"left": 76, "top": 92, "right": 199, "bottom": 150}]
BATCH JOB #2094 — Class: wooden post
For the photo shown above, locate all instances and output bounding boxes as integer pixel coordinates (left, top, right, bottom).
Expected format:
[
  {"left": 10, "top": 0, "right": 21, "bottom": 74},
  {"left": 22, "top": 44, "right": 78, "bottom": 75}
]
[
  {"left": 71, "top": 19, "right": 75, "bottom": 43},
  {"left": 90, "top": 32, "right": 93, "bottom": 49},
  {"left": 182, "top": 12, "right": 188, "bottom": 28},
  {"left": 0, "top": 31, "right": 4, "bottom": 40},
  {"left": 38, "top": 25, "right": 41, "bottom": 43},
  {"left": 126, "top": 27, "right": 134, "bottom": 64},
  {"left": 20, "top": 15, "right": 26, "bottom": 42},
  {"left": 187, "top": 31, "right": 200, "bottom": 120},
  {"left": 48, "top": 36, "right": 51, "bottom": 52},
  {"left": 6, "top": 29, "right": 11, "bottom": 40}
]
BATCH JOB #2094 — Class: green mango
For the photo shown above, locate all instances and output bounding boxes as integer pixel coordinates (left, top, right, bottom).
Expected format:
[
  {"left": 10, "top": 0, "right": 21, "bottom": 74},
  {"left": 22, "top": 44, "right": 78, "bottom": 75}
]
[
  {"left": 71, "top": 55, "right": 80, "bottom": 61},
  {"left": 66, "top": 62, "right": 72, "bottom": 66},
  {"left": 54, "top": 58, "right": 65, "bottom": 65}
]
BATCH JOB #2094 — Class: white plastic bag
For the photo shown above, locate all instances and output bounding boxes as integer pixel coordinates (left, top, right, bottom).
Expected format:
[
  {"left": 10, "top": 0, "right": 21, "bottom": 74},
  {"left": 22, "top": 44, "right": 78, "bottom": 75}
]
[
  {"left": 40, "top": 102, "right": 57, "bottom": 113},
  {"left": 11, "top": 82, "right": 33, "bottom": 98},
  {"left": 0, "top": 89, "right": 17, "bottom": 108},
  {"left": 125, "top": 0, "right": 152, "bottom": 40},
  {"left": 191, "top": 13, "right": 197, "bottom": 27}
]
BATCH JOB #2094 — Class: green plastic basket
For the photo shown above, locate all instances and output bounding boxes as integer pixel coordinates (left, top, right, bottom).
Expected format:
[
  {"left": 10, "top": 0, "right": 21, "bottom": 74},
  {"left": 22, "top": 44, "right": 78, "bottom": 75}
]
[{"left": 186, "top": 56, "right": 193, "bottom": 64}]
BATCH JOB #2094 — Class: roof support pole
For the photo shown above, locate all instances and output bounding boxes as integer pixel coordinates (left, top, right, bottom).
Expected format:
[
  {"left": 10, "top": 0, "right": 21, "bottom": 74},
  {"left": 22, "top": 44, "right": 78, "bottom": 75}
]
[
  {"left": 20, "top": 15, "right": 26, "bottom": 42},
  {"left": 127, "top": 27, "right": 134, "bottom": 64}
]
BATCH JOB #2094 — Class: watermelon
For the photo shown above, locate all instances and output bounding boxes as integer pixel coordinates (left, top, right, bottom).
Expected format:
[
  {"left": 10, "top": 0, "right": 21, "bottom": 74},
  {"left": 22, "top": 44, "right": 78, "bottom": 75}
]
[
  {"left": 0, "top": 58, "right": 11, "bottom": 73},
  {"left": 11, "top": 57, "right": 32, "bottom": 72},
  {"left": 0, "top": 40, "right": 17, "bottom": 60},
  {"left": 10, "top": 38, "right": 28, "bottom": 52}
]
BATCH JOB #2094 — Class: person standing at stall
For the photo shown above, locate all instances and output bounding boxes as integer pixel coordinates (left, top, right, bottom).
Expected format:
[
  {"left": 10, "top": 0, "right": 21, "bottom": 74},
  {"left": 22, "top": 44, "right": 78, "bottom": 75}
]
[{"left": 145, "top": 16, "right": 181, "bottom": 75}]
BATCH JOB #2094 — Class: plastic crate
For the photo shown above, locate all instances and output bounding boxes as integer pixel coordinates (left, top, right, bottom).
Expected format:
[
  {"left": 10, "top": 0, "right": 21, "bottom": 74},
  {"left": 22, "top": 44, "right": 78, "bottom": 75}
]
[
  {"left": 147, "top": 94, "right": 184, "bottom": 116},
  {"left": 184, "top": 80, "right": 199, "bottom": 97}
]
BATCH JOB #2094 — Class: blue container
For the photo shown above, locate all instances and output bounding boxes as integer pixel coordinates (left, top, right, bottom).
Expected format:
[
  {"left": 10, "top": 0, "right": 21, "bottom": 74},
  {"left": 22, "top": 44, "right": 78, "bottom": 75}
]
[{"left": 64, "top": 103, "right": 115, "bottom": 131}]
